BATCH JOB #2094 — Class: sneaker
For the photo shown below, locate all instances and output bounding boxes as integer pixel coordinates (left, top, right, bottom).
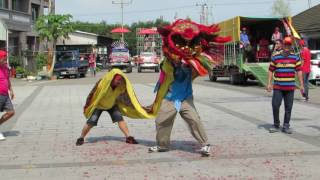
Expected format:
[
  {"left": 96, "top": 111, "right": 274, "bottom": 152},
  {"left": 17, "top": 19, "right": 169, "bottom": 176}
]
[
  {"left": 0, "top": 133, "right": 6, "bottom": 141},
  {"left": 282, "top": 127, "right": 293, "bottom": 134},
  {"left": 200, "top": 144, "right": 211, "bottom": 157},
  {"left": 126, "top": 136, "right": 138, "bottom": 144},
  {"left": 269, "top": 126, "right": 280, "bottom": 133},
  {"left": 76, "top": 137, "right": 84, "bottom": 146},
  {"left": 148, "top": 146, "right": 169, "bottom": 153}
]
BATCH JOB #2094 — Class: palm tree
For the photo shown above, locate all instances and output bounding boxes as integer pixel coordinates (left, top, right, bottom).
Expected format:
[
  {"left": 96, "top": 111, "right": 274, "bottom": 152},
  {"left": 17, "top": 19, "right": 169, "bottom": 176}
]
[{"left": 35, "top": 14, "right": 74, "bottom": 77}]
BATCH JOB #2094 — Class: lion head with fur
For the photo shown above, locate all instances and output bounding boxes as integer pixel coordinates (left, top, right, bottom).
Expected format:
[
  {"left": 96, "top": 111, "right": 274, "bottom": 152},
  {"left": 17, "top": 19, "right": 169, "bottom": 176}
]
[{"left": 158, "top": 19, "right": 230, "bottom": 76}]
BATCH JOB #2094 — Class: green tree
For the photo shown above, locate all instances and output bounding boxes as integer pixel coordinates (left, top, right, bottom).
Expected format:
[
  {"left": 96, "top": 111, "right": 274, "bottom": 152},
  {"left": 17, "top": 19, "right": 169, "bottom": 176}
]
[
  {"left": 71, "top": 18, "right": 169, "bottom": 55},
  {"left": 35, "top": 14, "right": 74, "bottom": 77},
  {"left": 272, "top": 0, "right": 291, "bottom": 17}
]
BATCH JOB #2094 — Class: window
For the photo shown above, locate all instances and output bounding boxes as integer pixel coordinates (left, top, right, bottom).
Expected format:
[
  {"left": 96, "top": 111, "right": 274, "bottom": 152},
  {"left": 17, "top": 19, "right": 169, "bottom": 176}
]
[
  {"left": 12, "top": 0, "right": 18, "bottom": 10},
  {"left": 31, "top": 4, "right": 39, "bottom": 21},
  {"left": 43, "top": 7, "right": 49, "bottom": 15},
  {"left": 0, "top": 0, "right": 7, "bottom": 8}
]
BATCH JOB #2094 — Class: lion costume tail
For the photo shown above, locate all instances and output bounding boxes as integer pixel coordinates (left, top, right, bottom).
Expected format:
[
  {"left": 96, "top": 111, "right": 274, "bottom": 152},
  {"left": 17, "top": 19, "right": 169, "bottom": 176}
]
[{"left": 83, "top": 60, "right": 174, "bottom": 119}]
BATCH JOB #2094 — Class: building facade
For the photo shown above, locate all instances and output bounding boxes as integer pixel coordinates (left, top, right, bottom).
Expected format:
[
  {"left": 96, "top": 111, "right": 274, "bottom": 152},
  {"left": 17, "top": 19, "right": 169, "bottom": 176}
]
[
  {"left": 0, "top": 0, "right": 55, "bottom": 71},
  {"left": 56, "top": 30, "right": 113, "bottom": 68}
]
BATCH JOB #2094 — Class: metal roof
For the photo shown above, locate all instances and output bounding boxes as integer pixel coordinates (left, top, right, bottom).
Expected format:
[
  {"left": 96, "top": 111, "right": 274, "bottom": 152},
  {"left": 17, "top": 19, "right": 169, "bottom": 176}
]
[{"left": 293, "top": 4, "right": 320, "bottom": 33}]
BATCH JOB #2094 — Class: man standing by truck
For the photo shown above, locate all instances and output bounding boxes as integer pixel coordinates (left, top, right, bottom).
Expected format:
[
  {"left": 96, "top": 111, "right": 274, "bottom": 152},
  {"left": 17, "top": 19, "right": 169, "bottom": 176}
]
[
  {"left": 271, "top": 27, "right": 283, "bottom": 43},
  {"left": 240, "top": 27, "right": 253, "bottom": 62},
  {"left": 267, "top": 37, "right": 304, "bottom": 134}
]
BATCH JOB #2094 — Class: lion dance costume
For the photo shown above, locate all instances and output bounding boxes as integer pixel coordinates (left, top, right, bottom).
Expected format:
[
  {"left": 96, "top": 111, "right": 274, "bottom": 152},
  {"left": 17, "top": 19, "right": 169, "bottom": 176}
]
[{"left": 83, "top": 19, "right": 229, "bottom": 121}]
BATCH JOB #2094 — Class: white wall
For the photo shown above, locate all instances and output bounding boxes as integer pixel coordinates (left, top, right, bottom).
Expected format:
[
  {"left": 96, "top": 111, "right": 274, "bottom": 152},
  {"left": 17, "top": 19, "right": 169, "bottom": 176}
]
[{"left": 57, "top": 32, "right": 97, "bottom": 46}]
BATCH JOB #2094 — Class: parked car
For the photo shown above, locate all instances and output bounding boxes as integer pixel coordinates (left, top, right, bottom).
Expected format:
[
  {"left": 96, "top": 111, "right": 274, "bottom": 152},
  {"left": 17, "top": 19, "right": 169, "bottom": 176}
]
[
  {"left": 310, "top": 50, "right": 320, "bottom": 85},
  {"left": 137, "top": 52, "right": 160, "bottom": 73},
  {"left": 109, "top": 47, "right": 132, "bottom": 73},
  {"left": 54, "top": 50, "right": 88, "bottom": 78}
]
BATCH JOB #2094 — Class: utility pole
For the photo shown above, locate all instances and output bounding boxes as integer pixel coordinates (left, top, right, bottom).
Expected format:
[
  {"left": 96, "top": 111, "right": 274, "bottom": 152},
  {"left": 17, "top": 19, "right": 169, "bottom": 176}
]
[
  {"left": 196, "top": 3, "right": 208, "bottom": 25},
  {"left": 308, "top": 0, "right": 311, "bottom": 8},
  {"left": 112, "top": 0, "right": 132, "bottom": 42},
  {"left": 209, "top": 5, "right": 214, "bottom": 23},
  {"left": 205, "top": 4, "right": 208, "bottom": 25}
]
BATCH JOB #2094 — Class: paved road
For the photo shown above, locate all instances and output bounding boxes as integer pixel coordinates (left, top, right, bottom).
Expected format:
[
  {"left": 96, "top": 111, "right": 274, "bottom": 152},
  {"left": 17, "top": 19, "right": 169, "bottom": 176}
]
[{"left": 1, "top": 70, "right": 320, "bottom": 179}]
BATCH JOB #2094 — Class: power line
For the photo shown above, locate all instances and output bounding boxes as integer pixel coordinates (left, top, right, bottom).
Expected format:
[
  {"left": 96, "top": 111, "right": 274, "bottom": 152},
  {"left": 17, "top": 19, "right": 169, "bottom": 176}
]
[
  {"left": 308, "top": 0, "right": 312, "bottom": 8},
  {"left": 72, "top": 5, "right": 196, "bottom": 17},
  {"left": 71, "top": 1, "right": 279, "bottom": 17},
  {"left": 196, "top": 2, "right": 209, "bottom": 25},
  {"left": 213, "top": 1, "right": 277, "bottom": 6},
  {"left": 112, "top": 0, "right": 133, "bottom": 41}
]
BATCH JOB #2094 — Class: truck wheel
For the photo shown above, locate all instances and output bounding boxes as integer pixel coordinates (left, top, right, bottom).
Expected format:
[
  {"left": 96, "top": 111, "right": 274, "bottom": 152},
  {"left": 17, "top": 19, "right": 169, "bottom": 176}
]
[
  {"left": 238, "top": 74, "right": 246, "bottom": 84},
  {"left": 230, "top": 73, "right": 246, "bottom": 85},
  {"left": 230, "top": 74, "right": 242, "bottom": 85},
  {"left": 209, "top": 71, "right": 217, "bottom": 82},
  {"left": 310, "top": 80, "right": 316, "bottom": 85},
  {"left": 76, "top": 73, "right": 81, "bottom": 78},
  {"left": 230, "top": 74, "right": 238, "bottom": 85},
  {"left": 126, "top": 66, "right": 132, "bottom": 73}
]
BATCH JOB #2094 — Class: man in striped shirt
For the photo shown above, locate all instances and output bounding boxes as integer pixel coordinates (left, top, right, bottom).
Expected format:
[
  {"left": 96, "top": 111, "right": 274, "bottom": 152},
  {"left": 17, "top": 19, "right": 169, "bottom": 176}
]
[{"left": 267, "top": 37, "right": 304, "bottom": 134}]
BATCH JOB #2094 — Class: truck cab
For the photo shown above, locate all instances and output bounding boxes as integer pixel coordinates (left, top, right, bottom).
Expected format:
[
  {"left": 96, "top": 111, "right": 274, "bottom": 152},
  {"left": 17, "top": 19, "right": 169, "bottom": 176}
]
[
  {"left": 109, "top": 47, "right": 132, "bottom": 73},
  {"left": 54, "top": 50, "right": 88, "bottom": 78}
]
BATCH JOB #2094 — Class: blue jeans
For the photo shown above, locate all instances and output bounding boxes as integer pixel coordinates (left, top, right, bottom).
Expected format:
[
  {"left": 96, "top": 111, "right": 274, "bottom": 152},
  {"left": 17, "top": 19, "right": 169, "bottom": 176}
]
[
  {"left": 272, "top": 90, "right": 295, "bottom": 128},
  {"left": 303, "top": 73, "right": 310, "bottom": 99}
]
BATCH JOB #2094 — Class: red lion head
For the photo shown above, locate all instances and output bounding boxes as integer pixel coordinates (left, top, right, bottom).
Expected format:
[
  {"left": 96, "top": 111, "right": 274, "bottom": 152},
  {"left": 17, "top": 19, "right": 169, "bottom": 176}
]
[{"left": 158, "top": 19, "right": 230, "bottom": 76}]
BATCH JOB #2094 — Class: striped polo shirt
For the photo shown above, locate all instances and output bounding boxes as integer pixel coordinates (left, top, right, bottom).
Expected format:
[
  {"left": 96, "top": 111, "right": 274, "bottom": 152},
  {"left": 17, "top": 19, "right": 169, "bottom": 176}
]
[{"left": 269, "top": 51, "right": 301, "bottom": 91}]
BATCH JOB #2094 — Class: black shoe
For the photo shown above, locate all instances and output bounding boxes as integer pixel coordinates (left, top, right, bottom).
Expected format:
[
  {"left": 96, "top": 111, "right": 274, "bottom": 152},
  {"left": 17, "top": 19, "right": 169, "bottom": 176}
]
[
  {"left": 126, "top": 136, "right": 138, "bottom": 144},
  {"left": 282, "top": 127, "right": 292, "bottom": 134},
  {"left": 76, "top": 137, "right": 84, "bottom": 146}
]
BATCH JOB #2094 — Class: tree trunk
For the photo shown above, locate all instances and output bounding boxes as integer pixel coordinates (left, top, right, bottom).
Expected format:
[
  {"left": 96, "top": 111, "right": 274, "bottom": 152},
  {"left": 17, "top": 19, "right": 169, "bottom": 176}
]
[{"left": 47, "top": 41, "right": 56, "bottom": 78}]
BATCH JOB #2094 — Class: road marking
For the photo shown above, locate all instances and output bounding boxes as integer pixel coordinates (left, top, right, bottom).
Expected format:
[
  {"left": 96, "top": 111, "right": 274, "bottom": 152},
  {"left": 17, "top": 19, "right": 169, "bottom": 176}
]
[
  {"left": 0, "top": 150, "right": 319, "bottom": 170},
  {"left": 0, "top": 86, "right": 43, "bottom": 132}
]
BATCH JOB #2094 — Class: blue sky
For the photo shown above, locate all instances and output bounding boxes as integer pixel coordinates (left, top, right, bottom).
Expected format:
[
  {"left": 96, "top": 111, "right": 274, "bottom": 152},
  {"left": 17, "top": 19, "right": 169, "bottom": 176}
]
[{"left": 55, "top": 0, "right": 320, "bottom": 24}]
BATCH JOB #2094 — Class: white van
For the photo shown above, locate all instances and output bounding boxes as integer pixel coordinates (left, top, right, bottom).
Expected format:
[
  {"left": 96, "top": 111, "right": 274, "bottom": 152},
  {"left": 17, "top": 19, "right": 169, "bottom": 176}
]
[{"left": 310, "top": 50, "right": 320, "bottom": 85}]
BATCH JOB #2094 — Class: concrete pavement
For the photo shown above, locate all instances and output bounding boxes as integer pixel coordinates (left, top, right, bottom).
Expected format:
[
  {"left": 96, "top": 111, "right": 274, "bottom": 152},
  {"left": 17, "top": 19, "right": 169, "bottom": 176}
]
[{"left": 0, "top": 72, "right": 320, "bottom": 179}]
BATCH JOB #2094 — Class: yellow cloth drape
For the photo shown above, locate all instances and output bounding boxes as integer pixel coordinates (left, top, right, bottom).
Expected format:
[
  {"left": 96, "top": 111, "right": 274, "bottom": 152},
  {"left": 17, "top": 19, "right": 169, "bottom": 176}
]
[{"left": 84, "top": 59, "right": 174, "bottom": 119}]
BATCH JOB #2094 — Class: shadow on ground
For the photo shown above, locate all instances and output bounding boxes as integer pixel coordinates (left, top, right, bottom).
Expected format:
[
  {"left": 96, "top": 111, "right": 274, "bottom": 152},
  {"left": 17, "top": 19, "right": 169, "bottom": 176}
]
[
  {"left": 2, "top": 130, "right": 20, "bottom": 137},
  {"left": 86, "top": 135, "right": 200, "bottom": 154}
]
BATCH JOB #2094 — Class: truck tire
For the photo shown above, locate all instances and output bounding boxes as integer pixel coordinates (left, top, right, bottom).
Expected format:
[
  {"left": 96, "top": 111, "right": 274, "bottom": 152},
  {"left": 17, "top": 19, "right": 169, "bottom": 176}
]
[
  {"left": 209, "top": 71, "right": 217, "bottom": 82},
  {"left": 155, "top": 66, "right": 159, "bottom": 73},
  {"left": 310, "top": 80, "right": 316, "bottom": 85},
  {"left": 230, "top": 74, "right": 237, "bottom": 85},
  {"left": 126, "top": 65, "right": 132, "bottom": 73},
  {"left": 230, "top": 73, "right": 246, "bottom": 85}
]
